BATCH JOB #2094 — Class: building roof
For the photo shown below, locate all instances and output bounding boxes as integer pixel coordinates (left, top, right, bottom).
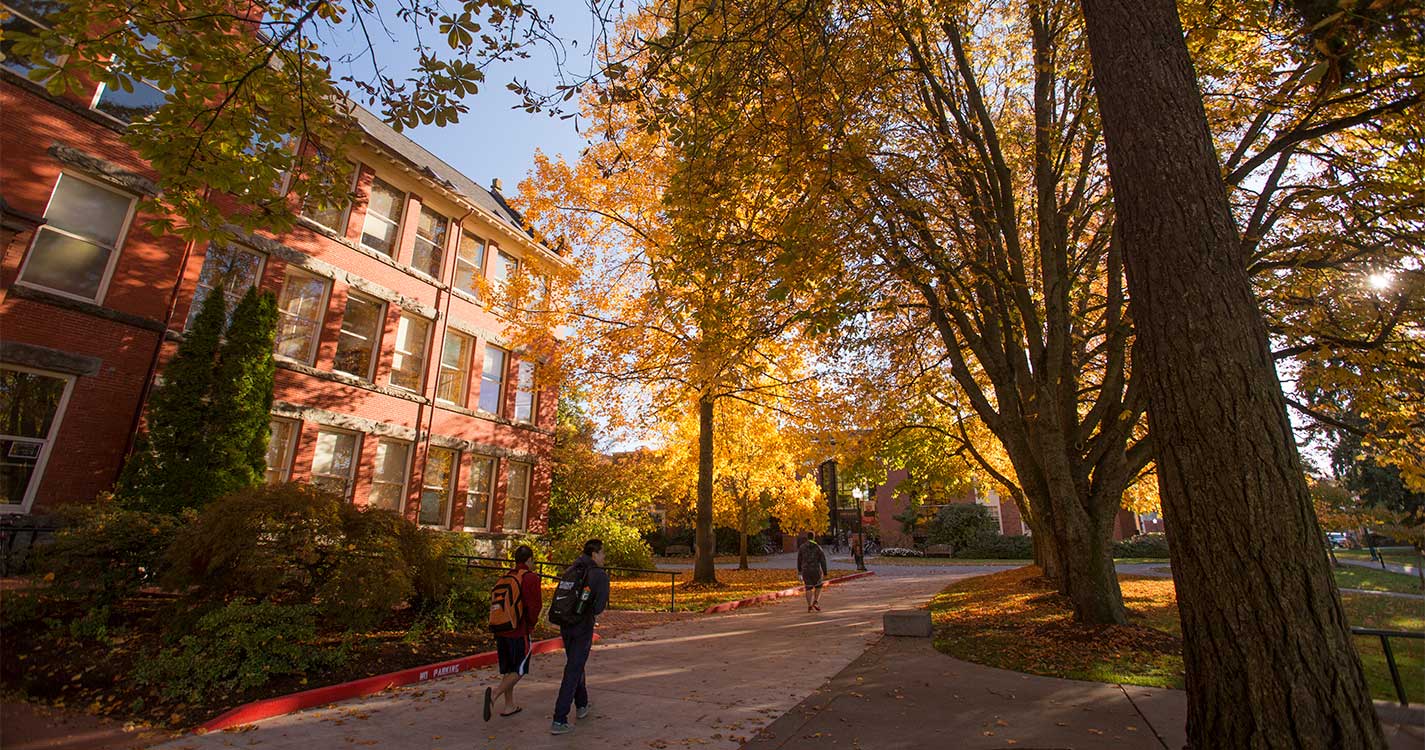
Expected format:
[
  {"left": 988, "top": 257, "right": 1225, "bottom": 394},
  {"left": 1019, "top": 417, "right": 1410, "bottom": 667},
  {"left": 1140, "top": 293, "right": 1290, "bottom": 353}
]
[{"left": 349, "top": 104, "right": 554, "bottom": 259}]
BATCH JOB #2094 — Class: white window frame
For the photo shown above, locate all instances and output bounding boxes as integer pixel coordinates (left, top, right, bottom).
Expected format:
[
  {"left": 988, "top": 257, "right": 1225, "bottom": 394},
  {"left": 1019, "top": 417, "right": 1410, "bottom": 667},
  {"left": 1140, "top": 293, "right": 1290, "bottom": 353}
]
[
  {"left": 16, "top": 171, "right": 137, "bottom": 305},
  {"left": 332, "top": 291, "right": 385, "bottom": 381},
  {"left": 1, "top": 2, "right": 61, "bottom": 79},
  {"left": 360, "top": 176, "right": 406, "bottom": 258},
  {"left": 310, "top": 427, "right": 361, "bottom": 501},
  {"left": 299, "top": 156, "right": 359, "bottom": 234},
  {"left": 436, "top": 330, "right": 473, "bottom": 406},
  {"left": 369, "top": 438, "right": 412, "bottom": 512},
  {"left": 265, "top": 417, "right": 299, "bottom": 484},
  {"left": 513, "top": 361, "right": 537, "bottom": 424},
  {"left": 454, "top": 229, "right": 487, "bottom": 298},
  {"left": 462, "top": 454, "right": 495, "bottom": 531},
  {"left": 478, "top": 344, "right": 507, "bottom": 416},
  {"left": 419, "top": 446, "right": 459, "bottom": 529},
  {"left": 186, "top": 242, "right": 267, "bottom": 331},
  {"left": 388, "top": 313, "right": 432, "bottom": 393},
  {"left": 87, "top": 32, "right": 168, "bottom": 126},
  {"left": 412, "top": 204, "right": 449, "bottom": 280},
  {"left": 274, "top": 268, "right": 331, "bottom": 366},
  {"left": 503, "top": 461, "right": 531, "bottom": 532},
  {"left": 0, "top": 364, "right": 76, "bottom": 514}
]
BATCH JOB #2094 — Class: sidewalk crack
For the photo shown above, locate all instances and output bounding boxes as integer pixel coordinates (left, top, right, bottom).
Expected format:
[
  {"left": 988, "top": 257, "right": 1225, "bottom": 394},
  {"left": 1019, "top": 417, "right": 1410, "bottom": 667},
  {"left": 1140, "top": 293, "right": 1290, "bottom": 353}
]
[{"left": 1117, "top": 683, "right": 1170, "bottom": 750}]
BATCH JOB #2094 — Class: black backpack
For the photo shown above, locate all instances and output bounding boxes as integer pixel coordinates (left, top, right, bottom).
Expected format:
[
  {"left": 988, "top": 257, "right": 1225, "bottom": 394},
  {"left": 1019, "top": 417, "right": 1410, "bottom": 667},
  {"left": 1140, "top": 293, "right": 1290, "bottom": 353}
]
[{"left": 547, "top": 562, "right": 590, "bottom": 627}]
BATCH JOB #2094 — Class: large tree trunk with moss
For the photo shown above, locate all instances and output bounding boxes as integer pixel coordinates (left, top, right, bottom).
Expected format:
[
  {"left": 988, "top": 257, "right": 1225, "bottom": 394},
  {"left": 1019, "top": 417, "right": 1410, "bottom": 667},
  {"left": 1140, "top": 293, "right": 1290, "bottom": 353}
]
[
  {"left": 1077, "top": 0, "right": 1386, "bottom": 746},
  {"left": 693, "top": 394, "right": 718, "bottom": 584}
]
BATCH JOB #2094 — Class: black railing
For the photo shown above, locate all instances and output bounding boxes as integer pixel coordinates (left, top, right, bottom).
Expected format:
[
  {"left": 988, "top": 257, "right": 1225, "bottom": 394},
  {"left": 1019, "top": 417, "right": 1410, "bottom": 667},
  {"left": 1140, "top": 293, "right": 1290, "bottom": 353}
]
[
  {"left": 0, "top": 517, "right": 56, "bottom": 576},
  {"left": 1351, "top": 626, "right": 1424, "bottom": 707},
  {"left": 449, "top": 555, "right": 680, "bottom": 612}
]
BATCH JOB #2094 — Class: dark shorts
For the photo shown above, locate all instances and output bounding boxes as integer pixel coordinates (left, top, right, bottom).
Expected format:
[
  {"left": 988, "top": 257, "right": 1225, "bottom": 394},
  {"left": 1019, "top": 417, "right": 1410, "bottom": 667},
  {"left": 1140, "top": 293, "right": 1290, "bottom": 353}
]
[
  {"left": 802, "top": 572, "right": 825, "bottom": 588},
  {"left": 496, "top": 635, "right": 531, "bottom": 676}
]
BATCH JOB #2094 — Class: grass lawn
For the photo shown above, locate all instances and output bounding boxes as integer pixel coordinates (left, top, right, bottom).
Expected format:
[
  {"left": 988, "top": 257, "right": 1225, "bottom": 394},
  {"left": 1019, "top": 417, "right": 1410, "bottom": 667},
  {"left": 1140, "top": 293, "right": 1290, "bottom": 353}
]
[
  {"left": 542, "top": 568, "right": 854, "bottom": 612},
  {"left": 929, "top": 567, "right": 1424, "bottom": 703},
  {"left": 1152, "top": 564, "right": 1424, "bottom": 595}
]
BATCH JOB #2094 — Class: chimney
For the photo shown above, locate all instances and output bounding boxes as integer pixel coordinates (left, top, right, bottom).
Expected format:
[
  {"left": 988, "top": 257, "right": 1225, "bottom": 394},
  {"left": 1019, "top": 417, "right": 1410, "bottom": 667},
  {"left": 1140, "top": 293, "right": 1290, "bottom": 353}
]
[{"left": 491, "top": 178, "right": 503, "bottom": 193}]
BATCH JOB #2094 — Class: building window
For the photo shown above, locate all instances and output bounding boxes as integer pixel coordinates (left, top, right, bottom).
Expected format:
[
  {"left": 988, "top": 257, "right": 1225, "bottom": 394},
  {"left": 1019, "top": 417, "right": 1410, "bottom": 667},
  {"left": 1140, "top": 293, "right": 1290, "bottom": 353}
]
[
  {"left": 436, "top": 331, "right": 472, "bottom": 405},
  {"left": 1, "top": 1, "right": 58, "bottom": 77},
  {"left": 274, "top": 269, "right": 328, "bottom": 364},
  {"left": 186, "top": 243, "right": 265, "bottom": 330},
  {"left": 265, "top": 418, "right": 298, "bottom": 484},
  {"left": 503, "top": 462, "right": 531, "bottom": 532},
  {"left": 311, "top": 428, "right": 359, "bottom": 499},
  {"left": 454, "top": 230, "right": 486, "bottom": 298},
  {"left": 0, "top": 366, "right": 73, "bottom": 510},
  {"left": 369, "top": 439, "right": 410, "bottom": 512},
  {"left": 91, "top": 32, "right": 167, "bottom": 123},
  {"left": 419, "top": 447, "right": 457, "bottom": 527},
  {"left": 491, "top": 249, "right": 519, "bottom": 298},
  {"left": 19, "top": 173, "right": 135, "bottom": 303},
  {"left": 299, "top": 155, "right": 356, "bottom": 232},
  {"left": 513, "top": 362, "right": 537, "bottom": 424},
  {"left": 463, "top": 455, "right": 494, "bottom": 530},
  {"left": 478, "top": 345, "right": 507, "bottom": 415},
  {"left": 360, "top": 177, "right": 404, "bottom": 257},
  {"left": 389, "top": 314, "right": 431, "bottom": 392},
  {"left": 332, "top": 293, "right": 384, "bottom": 380},
  {"left": 412, "top": 205, "right": 449, "bottom": 279}
]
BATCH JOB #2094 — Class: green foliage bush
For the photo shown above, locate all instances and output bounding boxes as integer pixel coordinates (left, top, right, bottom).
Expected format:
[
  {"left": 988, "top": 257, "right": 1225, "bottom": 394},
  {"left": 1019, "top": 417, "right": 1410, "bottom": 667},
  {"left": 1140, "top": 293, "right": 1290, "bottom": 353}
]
[
  {"left": 164, "top": 483, "right": 447, "bottom": 629},
  {"left": 955, "top": 534, "right": 1035, "bottom": 559},
  {"left": 420, "top": 568, "right": 494, "bottom": 633},
  {"left": 1112, "top": 532, "right": 1170, "bottom": 559},
  {"left": 550, "top": 512, "right": 654, "bottom": 571},
  {"left": 135, "top": 600, "right": 346, "bottom": 702},
  {"left": 35, "top": 500, "right": 183, "bottom": 604},
  {"left": 927, "top": 504, "right": 999, "bottom": 552}
]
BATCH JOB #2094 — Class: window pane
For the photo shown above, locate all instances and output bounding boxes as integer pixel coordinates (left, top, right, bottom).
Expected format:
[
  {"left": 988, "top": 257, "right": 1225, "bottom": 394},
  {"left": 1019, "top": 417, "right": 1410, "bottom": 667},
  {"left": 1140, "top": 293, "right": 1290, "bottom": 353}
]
[
  {"left": 390, "top": 315, "right": 430, "bottom": 391},
  {"left": 333, "top": 294, "right": 383, "bottom": 379},
  {"left": 274, "top": 271, "right": 327, "bottom": 362},
  {"left": 186, "top": 243, "right": 263, "bottom": 330},
  {"left": 370, "top": 439, "right": 410, "bottom": 511},
  {"left": 0, "top": 369, "right": 66, "bottom": 440},
  {"left": 464, "top": 456, "right": 493, "bottom": 529},
  {"left": 419, "top": 447, "right": 456, "bottom": 526},
  {"left": 492, "top": 250, "right": 519, "bottom": 296},
  {"left": 436, "top": 333, "right": 471, "bottom": 404},
  {"left": 265, "top": 419, "right": 295, "bottom": 484},
  {"left": 514, "top": 362, "right": 536, "bottom": 423},
  {"left": 478, "top": 346, "right": 506, "bottom": 413},
  {"left": 94, "top": 75, "right": 167, "bottom": 123},
  {"left": 300, "top": 155, "right": 354, "bottom": 230},
  {"left": 454, "top": 231, "right": 486, "bottom": 296},
  {"left": 44, "top": 174, "right": 131, "bottom": 246},
  {"left": 311, "top": 430, "right": 357, "bottom": 498},
  {"left": 361, "top": 179, "right": 404, "bottom": 255},
  {"left": 503, "top": 462, "right": 530, "bottom": 531},
  {"left": 22, "top": 231, "right": 110, "bottom": 300},
  {"left": 412, "top": 206, "right": 448, "bottom": 278},
  {"left": 1, "top": 2, "right": 59, "bottom": 77}
]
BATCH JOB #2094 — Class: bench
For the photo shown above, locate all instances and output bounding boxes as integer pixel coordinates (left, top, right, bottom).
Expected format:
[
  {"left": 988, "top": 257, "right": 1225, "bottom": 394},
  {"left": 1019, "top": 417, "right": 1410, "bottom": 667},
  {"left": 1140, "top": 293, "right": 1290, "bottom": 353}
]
[
  {"left": 664, "top": 544, "right": 693, "bottom": 556},
  {"left": 883, "top": 609, "right": 933, "bottom": 637}
]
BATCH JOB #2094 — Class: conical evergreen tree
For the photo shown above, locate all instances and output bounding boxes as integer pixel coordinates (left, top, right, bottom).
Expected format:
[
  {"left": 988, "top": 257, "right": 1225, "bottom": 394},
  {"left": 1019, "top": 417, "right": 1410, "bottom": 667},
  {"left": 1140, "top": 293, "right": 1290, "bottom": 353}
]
[
  {"left": 209, "top": 286, "right": 279, "bottom": 496},
  {"left": 117, "top": 285, "right": 228, "bottom": 514}
]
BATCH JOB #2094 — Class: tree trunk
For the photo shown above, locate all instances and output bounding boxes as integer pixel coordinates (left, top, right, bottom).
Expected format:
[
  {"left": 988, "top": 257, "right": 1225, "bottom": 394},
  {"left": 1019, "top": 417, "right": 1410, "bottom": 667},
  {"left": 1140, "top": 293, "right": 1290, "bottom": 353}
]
[
  {"left": 738, "top": 500, "right": 750, "bottom": 570},
  {"left": 693, "top": 394, "right": 718, "bottom": 584},
  {"left": 1028, "top": 480, "right": 1126, "bottom": 624},
  {"left": 1077, "top": 0, "right": 1386, "bottom": 746}
]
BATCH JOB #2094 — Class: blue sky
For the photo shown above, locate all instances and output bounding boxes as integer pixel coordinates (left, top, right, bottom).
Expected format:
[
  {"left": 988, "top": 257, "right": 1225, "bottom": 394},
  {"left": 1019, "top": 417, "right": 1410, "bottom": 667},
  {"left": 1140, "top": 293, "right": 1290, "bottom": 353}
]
[{"left": 316, "top": 4, "right": 599, "bottom": 199}]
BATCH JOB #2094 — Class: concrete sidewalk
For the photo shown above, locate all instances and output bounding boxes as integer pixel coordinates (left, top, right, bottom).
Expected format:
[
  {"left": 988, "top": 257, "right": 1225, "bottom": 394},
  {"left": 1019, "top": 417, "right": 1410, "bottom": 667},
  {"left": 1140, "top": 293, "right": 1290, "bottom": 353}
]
[
  {"left": 154, "top": 569, "right": 988, "bottom": 750},
  {"left": 741, "top": 636, "right": 1424, "bottom": 750}
]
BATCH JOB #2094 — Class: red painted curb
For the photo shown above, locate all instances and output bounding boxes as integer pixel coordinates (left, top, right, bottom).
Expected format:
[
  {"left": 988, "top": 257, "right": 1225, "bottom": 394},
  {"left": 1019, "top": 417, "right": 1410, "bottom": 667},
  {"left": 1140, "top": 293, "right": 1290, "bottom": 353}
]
[
  {"left": 198, "top": 633, "right": 597, "bottom": 733},
  {"left": 702, "top": 571, "right": 877, "bottom": 614}
]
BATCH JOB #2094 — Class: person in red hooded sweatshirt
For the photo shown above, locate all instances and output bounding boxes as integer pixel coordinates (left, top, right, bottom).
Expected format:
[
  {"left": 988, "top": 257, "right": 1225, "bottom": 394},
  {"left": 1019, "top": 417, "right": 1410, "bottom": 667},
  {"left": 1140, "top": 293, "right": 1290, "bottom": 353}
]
[{"left": 484, "top": 545, "right": 542, "bottom": 719}]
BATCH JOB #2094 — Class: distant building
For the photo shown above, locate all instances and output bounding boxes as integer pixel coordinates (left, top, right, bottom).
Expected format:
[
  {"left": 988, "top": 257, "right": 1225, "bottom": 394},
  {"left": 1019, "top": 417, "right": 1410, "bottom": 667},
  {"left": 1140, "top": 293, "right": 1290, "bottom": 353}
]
[{"left": 0, "top": 14, "right": 566, "bottom": 550}]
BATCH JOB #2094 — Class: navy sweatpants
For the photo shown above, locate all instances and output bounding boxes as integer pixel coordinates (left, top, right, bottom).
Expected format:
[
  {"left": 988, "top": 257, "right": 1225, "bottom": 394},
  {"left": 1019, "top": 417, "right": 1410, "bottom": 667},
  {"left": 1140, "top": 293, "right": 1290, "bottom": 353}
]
[{"left": 553, "top": 622, "right": 593, "bottom": 722}]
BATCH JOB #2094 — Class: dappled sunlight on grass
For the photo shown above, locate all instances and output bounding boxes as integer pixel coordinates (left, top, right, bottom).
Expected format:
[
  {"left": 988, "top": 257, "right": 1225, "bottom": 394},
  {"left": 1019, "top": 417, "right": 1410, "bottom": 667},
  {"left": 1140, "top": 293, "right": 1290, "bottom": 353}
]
[{"left": 930, "top": 567, "right": 1424, "bottom": 702}]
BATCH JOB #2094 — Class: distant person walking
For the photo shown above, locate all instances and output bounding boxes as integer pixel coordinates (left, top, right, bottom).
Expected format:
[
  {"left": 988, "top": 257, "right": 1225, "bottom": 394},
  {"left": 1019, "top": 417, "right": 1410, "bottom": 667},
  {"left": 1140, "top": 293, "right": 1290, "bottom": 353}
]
[
  {"left": 548, "top": 539, "right": 610, "bottom": 735},
  {"left": 797, "top": 532, "right": 829, "bottom": 612},
  {"left": 484, "top": 544, "right": 542, "bottom": 720}
]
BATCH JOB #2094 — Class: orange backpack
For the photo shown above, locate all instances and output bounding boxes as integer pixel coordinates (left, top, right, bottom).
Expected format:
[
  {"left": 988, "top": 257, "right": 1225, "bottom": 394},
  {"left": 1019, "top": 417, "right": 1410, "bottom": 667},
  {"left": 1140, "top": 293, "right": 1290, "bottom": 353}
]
[{"left": 488, "top": 568, "right": 528, "bottom": 634}]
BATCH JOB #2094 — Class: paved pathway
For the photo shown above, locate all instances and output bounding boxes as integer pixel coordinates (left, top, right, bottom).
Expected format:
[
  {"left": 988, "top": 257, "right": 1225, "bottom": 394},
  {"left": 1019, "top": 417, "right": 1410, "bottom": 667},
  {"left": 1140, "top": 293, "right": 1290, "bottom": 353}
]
[
  {"left": 1338, "top": 556, "right": 1421, "bottom": 577},
  {"left": 155, "top": 567, "right": 994, "bottom": 750}
]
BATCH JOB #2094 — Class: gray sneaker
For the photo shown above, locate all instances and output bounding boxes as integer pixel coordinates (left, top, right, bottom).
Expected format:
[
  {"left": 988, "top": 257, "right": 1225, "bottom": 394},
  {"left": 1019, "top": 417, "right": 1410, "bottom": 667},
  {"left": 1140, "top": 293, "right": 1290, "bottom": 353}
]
[
  {"left": 576, "top": 704, "right": 591, "bottom": 720},
  {"left": 550, "top": 721, "right": 573, "bottom": 735}
]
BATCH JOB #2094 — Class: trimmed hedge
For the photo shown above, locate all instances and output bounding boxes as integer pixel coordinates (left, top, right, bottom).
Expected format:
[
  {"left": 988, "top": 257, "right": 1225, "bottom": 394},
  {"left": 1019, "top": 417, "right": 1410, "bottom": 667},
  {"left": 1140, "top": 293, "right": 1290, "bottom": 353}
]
[{"left": 954, "top": 534, "right": 1034, "bottom": 559}]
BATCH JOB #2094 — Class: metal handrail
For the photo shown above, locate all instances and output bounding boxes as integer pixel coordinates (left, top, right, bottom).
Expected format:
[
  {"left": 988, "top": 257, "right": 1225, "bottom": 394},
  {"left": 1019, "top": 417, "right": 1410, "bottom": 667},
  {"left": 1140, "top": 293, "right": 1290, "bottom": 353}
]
[
  {"left": 450, "top": 555, "right": 680, "bottom": 612},
  {"left": 1351, "top": 626, "right": 1425, "bottom": 707}
]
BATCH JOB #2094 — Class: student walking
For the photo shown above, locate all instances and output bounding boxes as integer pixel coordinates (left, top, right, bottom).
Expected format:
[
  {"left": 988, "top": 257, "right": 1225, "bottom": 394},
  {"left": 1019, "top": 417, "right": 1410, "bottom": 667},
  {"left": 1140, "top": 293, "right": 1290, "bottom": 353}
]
[
  {"left": 798, "top": 532, "right": 829, "bottom": 611},
  {"left": 484, "top": 545, "right": 542, "bottom": 720},
  {"left": 548, "top": 539, "right": 610, "bottom": 735}
]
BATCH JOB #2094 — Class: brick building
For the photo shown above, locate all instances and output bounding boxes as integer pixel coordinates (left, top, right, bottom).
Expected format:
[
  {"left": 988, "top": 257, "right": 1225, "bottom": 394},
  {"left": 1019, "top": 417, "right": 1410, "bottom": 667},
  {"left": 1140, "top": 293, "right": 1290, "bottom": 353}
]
[
  {"left": 0, "top": 16, "right": 562, "bottom": 548},
  {"left": 872, "top": 469, "right": 1152, "bottom": 549}
]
